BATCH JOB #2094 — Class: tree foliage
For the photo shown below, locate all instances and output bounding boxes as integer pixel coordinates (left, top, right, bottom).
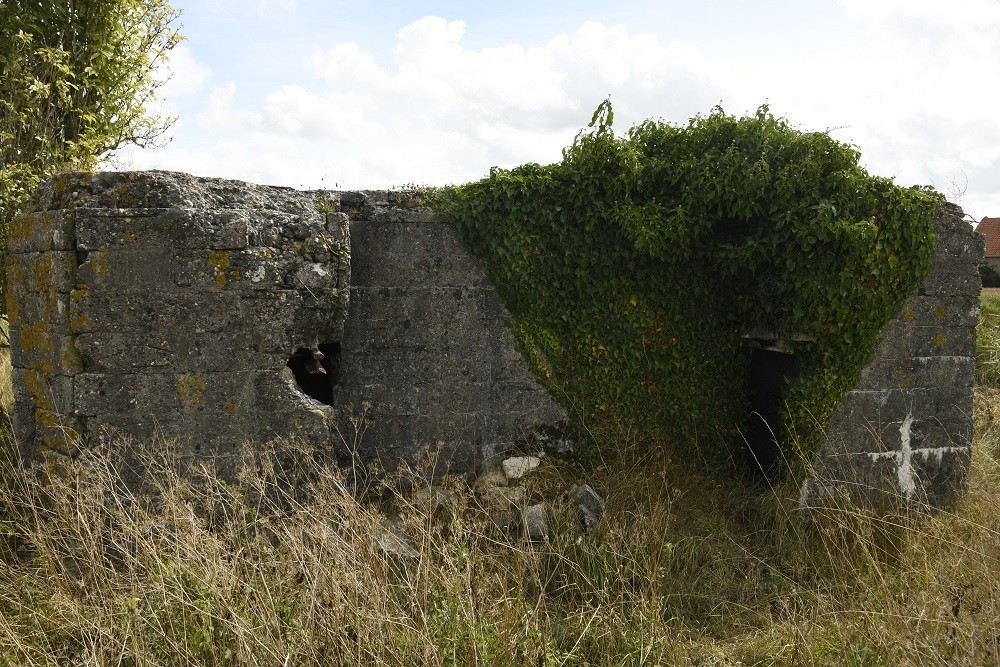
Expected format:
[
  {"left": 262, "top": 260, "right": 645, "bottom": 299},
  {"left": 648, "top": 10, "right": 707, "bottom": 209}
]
[
  {"left": 0, "top": 0, "right": 182, "bottom": 306},
  {"left": 433, "top": 103, "right": 941, "bottom": 473}
]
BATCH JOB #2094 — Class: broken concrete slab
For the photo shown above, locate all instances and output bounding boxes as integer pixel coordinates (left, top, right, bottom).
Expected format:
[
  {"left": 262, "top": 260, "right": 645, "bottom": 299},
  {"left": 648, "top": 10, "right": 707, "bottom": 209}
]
[
  {"left": 502, "top": 456, "right": 541, "bottom": 480},
  {"left": 568, "top": 484, "right": 606, "bottom": 532},
  {"left": 524, "top": 503, "right": 551, "bottom": 542}
]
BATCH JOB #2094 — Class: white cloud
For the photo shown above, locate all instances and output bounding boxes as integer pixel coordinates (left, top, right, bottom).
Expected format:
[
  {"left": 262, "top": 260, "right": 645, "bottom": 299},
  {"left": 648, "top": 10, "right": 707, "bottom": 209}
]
[
  {"left": 838, "top": 0, "right": 1000, "bottom": 29},
  {"left": 123, "top": 11, "right": 1000, "bottom": 218},
  {"left": 158, "top": 45, "right": 212, "bottom": 98},
  {"left": 825, "top": 0, "right": 1000, "bottom": 217},
  {"left": 130, "top": 18, "right": 724, "bottom": 190}
]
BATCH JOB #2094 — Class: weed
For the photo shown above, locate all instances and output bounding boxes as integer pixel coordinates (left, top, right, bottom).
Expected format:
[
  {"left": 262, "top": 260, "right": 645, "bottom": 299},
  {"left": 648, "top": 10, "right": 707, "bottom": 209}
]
[{"left": 0, "top": 308, "right": 997, "bottom": 664}]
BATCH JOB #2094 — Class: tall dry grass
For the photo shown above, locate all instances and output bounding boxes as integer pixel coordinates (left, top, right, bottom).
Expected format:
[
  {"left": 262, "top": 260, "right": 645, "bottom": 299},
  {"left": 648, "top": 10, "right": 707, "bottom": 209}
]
[{"left": 0, "top": 303, "right": 998, "bottom": 665}]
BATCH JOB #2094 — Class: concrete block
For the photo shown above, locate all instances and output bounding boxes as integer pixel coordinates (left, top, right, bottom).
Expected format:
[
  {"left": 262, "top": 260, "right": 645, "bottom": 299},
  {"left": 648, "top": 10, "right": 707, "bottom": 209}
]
[{"left": 7, "top": 210, "right": 75, "bottom": 254}]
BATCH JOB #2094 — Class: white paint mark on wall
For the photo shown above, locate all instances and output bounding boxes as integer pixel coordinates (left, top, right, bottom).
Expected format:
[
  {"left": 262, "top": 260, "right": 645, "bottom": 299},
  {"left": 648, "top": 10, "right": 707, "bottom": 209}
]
[
  {"left": 897, "top": 412, "right": 916, "bottom": 499},
  {"left": 867, "top": 411, "right": 916, "bottom": 499}
]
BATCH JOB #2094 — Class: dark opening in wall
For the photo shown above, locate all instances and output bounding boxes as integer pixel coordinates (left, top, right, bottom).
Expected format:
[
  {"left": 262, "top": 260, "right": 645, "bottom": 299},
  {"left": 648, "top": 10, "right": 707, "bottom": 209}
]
[
  {"left": 744, "top": 343, "right": 800, "bottom": 480},
  {"left": 287, "top": 343, "right": 341, "bottom": 406}
]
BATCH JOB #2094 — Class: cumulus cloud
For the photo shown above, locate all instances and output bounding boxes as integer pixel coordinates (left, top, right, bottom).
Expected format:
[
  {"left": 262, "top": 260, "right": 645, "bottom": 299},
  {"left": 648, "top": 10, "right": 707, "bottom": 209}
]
[
  {"left": 157, "top": 45, "right": 212, "bottom": 99},
  {"left": 127, "top": 18, "right": 724, "bottom": 189},
  {"left": 124, "top": 11, "right": 999, "bottom": 217},
  {"left": 827, "top": 0, "right": 1000, "bottom": 217}
]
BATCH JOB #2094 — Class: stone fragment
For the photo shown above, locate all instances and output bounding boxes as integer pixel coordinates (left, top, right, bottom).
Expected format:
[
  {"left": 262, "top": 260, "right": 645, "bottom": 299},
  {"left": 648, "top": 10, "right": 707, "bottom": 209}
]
[
  {"left": 473, "top": 468, "right": 508, "bottom": 496},
  {"left": 480, "top": 485, "right": 527, "bottom": 512},
  {"left": 569, "top": 484, "right": 606, "bottom": 532},
  {"left": 409, "top": 484, "right": 458, "bottom": 520},
  {"left": 536, "top": 427, "right": 573, "bottom": 454},
  {"left": 377, "top": 517, "right": 419, "bottom": 561},
  {"left": 478, "top": 485, "right": 528, "bottom": 534},
  {"left": 502, "top": 456, "right": 541, "bottom": 480},
  {"left": 524, "top": 503, "right": 550, "bottom": 542}
]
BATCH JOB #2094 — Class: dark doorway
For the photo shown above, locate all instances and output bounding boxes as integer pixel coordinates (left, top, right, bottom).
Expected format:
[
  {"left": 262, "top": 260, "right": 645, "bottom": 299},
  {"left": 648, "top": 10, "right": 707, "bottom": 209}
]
[
  {"left": 287, "top": 342, "right": 341, "bottom": 406},
  {"left": 745, "top": 345, "right": 799, "bottom": 480}
]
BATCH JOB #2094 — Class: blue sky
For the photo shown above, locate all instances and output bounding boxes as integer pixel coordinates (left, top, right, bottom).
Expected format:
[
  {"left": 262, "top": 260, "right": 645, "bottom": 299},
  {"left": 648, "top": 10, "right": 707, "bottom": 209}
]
[{"left": 120, "top": 0, "right": 1000, "bottom": 220}]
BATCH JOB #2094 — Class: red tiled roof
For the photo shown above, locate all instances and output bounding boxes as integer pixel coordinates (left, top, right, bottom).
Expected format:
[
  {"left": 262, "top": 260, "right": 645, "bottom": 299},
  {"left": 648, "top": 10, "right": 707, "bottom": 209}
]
[{"left": 976, "top": 217, "right": 1000, "bottom": 256}]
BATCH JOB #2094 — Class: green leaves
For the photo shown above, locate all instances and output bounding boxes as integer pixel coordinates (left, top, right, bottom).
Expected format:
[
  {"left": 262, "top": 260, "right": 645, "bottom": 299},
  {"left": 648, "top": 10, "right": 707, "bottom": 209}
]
[
  {"left": 0, "top": 0, "right": 182, "bottom": 311},
  {"left": 433, "top": 102, "right": 940, "bottom": 471}
]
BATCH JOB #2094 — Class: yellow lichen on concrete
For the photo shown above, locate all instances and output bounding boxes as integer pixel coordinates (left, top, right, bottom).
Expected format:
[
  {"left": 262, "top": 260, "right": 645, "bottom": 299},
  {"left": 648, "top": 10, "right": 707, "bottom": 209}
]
[
  {"left": 8, "top": 213, "right": 35, "bottom": 242},
  {"left": 92, "top": 247, "right": 109, "bottom": 277},
  {"left": 33, "top": 254, "right": 52, "bottom": 287},
  {"left": 177, "top": 373, "right": 207, "bottom": 404},
  {"left": 68, "top": 315, "right": 94, "bottom": 334},
  {"left": 23, "top": 368, "right": 58, "bottom": 432},
  {"left": 209, "top": 251, "right": 230, "bottom": 287},
  {"left": 52, "top": 173, "right": 68, "bottom": 199},
  {"left": 934, "top": 334, "right": 945, "bottom": 349},
  {"left": 71, "top": 285, "right": 92, "bottom": 301},
  {"left": 224, "top": 402, "right": 238, "bottom": 413},
  {"left": 6, "top": 259, "right": 23, "bottom": 321},
  {"left": 60, "top": 339, "right": 84, "bottom": 373},
  {"left": 19, "top": 323, "right": 53, "bottom": 354},
  {"left": 935, "top": 304, "right": 945, "bottom": 320}
]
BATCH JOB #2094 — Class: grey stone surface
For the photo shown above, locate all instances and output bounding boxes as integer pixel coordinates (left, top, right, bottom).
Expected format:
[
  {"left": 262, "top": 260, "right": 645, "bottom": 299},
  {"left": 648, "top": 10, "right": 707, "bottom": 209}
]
[
  {"left": 8, "top": 173, "right": 568, "bottom": 484},
  {"left": 7, "top": 171, "right": 348, "bottom": 473},
  {"left": 569, "top": 484, "right": 606, "bottom": 532},
  {"left": 802, "top": 203, "right": 983, "bottom": 510},
  {"left": 329, "top": 190, "right": 568, "bottom": 474},
  {"left": 524, "top": 503, "right": 551, "bottom": 542},
  {"left": 502, "top": 456, "right": 541, "bottom": 480},
  {"left": 377, "top": 517, "right": 420, "bottom": 561}
]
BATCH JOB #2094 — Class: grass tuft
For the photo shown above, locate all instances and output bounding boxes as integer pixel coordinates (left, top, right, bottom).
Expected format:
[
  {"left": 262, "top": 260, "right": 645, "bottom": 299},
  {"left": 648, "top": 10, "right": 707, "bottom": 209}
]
[{"left": 0, "top": 303, "right": 998, "bottom": 664}]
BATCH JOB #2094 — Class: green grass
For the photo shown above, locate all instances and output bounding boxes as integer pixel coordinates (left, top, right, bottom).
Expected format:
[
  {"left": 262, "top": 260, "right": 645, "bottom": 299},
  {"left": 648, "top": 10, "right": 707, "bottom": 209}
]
[
  {"left": 977, "top": 295, "right": 1000, "bottom": 387},
  {"left": 0, "top": 307, "right": 999, "bottom": 665}
]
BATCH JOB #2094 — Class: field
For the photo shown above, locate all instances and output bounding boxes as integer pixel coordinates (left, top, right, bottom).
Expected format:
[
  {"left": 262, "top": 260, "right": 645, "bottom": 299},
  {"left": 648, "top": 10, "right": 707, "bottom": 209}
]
[{"left": 0, "top": 299, "right": 999, "bottom": 666}]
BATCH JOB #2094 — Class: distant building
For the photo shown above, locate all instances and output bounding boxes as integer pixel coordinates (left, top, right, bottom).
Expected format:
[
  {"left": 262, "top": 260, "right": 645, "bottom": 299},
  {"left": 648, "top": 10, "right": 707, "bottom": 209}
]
[{"left": 975, "top": 217, "right": 1000, "bottom": 283}]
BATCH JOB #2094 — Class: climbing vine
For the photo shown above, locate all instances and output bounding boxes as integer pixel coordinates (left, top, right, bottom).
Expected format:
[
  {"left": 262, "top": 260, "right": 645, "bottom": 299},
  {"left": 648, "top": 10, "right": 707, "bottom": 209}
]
[{"left": 432, "top": 103, "right": 940, "bottom": 473}]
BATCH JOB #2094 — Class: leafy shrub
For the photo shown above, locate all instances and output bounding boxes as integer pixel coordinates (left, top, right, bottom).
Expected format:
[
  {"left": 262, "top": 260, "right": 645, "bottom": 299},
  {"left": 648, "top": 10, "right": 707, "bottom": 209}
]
[{"left": 433, "top": 102, "right": 940, "bottom": 473}]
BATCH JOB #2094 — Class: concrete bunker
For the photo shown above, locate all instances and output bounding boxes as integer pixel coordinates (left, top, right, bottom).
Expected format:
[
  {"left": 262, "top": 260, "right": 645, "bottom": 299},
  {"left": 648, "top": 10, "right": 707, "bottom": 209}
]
[
  {"left": 5, "top": 171, "right": 353, "bottom": 477},
  {"left": 5, "top": 173, "right": 983, "bottom": 509},
  {"left": 6, "top": 171, "right": 567, "bottom": 479}
]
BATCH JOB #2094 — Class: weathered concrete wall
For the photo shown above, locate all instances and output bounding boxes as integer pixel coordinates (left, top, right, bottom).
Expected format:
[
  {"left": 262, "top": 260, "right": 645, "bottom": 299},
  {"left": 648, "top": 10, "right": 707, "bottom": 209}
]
[
  {"left": 330, "top": 190, "right": 567, "bottom": 471},
  {"left": 7, "top": 172, "right": 982, "bottom": 508},
  {"left": 7, "top": 172, "right": 567, "bottom": 478},
  {"left": 802, "top": 203, "right": 983, "bottom": 509},
  {"left": 7, "top": 171, "right": 349, "bottom": 474}
]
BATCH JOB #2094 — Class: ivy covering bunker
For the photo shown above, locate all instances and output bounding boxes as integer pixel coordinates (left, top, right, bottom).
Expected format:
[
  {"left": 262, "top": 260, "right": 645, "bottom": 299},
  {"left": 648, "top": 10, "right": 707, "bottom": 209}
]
[{"left": 432, "top": 102, "right": 942, "bottom": 481}]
